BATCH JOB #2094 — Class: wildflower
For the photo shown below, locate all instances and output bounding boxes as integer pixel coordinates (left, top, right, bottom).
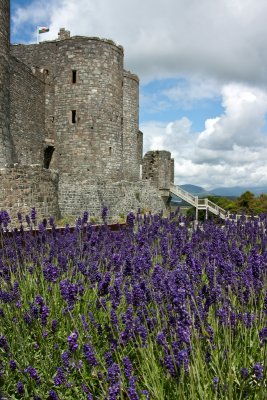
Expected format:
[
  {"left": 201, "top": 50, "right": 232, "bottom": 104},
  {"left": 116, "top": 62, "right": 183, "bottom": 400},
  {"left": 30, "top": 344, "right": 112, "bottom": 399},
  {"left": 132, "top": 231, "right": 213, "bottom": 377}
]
[
  {"left": 81, "top": 383, "right": 94, "bottom": 399},
  {"left": 51, "top": 319, "right": 58, "bottom": 333},
  {"left": 108, "top": 363, "right": 121, "bottom": 383},
  {"left": 68, "top": 331, "right": 79, "bottom": 353},
  {"left": 123, "top": 356, "right": 133, "bottom": 380},
  {"left": 126, "top": 212, "right": 135, "bottom": 228},
  {"left": 241, "top": 368, "right": 249, "bottom": 379},
  {"left": 43, "top": 263, "right": 59, "bottom": 283},
  {"left": 40, "top": 305, "right": 49, "bottom": 326},
  {"left": 0, "top": 336, "right": 9, "bottom": 353},
  {"left": 61, "top": 351, "right": 70, "bottom": 370},
  {"left": 213, "top": 376, "right": 219, "bottom": 389},
  {"left": 16, "top": 381, "right": 24, "bottom": 395},
  {"left": 31, "top": 207, "right": 37, "bottom": 224},
  {"left": 253, "top": 362, "right": 264, "bottom": 381},
  {"left": 9, "top": 360, "right": 17, "bottom": 371},
  {"left": 83, "top": 344, "right": 98, "bottom": 367},
  {"left": 53, "top": 367, "right": 66, "bottom": 386},
  {"left": 25, "top": 366, "right": 41, "bottom": 383},
  {"left": 127, "top": 376, "right": 139, "bottom": 400},
  {"left": 82, "top": 211, "right": 89, "bottom": 224},
  {"left": 48, "top": 390, "right": 59, "bottom": 400},
  {"left": 108, "top": 382, "right": 120, "bottom": 400},
  {"left": 259, "top": 327, "right": 267, "bottom": 345}
]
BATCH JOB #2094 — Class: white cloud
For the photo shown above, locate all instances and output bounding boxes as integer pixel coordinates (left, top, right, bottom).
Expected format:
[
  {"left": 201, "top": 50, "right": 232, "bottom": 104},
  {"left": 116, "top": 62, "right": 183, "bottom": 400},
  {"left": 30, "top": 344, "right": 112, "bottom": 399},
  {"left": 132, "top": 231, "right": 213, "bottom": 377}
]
[
  {"left": 12, "top": 0, "right": 267, "bottom": 86},
  {"left": 141, "top": 83, "right": 267, "bottom": 189},
  {"left": 162, "top": 78, "right": 221, "bottom": 108}
]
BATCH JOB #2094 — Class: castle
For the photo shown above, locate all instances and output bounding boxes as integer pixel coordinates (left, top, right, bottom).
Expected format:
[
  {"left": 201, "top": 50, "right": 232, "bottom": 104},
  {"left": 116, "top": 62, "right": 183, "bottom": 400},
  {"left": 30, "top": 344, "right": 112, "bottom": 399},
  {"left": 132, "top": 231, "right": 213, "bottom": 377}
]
[{"left": 0, "top": 0, "right": 174, "bottom": 222}]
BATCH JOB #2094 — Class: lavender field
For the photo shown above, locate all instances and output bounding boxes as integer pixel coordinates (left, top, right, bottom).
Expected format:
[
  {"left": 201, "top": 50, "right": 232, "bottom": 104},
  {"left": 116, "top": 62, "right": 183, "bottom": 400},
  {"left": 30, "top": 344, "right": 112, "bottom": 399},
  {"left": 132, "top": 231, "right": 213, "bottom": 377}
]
[{"left": 0, "top": 209, "right": 267, "bottom": 399}]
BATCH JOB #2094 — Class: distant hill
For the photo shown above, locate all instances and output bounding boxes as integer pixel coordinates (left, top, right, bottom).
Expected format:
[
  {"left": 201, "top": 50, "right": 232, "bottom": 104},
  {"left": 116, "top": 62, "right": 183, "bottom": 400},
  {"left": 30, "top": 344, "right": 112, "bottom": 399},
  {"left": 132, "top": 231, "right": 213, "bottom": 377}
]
[
  {"left": 178, "top": 184, "right": 267, "bottom": 198},
  {"left": 179, "top": 184, "right": 211, "bottom": 197},
  {"left": 212, "top": 186, "right": 267, "bottom": 197}
]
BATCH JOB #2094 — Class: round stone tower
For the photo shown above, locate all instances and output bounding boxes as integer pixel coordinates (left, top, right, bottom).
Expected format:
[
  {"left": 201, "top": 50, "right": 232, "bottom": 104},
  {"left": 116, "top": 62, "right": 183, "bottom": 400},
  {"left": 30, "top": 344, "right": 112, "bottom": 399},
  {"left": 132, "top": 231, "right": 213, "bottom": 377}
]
[
  {"left": 123, "top": 71, "right": 140, "bottom": 181},
  {"left": 0, "top": 0, "right": 14, "bottom": 165},
  {"left": 53, "top": 36, "right": 124, "bottom": 183}
]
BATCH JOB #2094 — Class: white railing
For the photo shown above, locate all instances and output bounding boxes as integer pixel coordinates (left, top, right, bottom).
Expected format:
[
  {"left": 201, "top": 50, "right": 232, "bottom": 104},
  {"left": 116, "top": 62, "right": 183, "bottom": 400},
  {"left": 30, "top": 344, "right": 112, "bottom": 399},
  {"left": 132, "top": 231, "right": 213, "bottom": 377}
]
[
  {"left": 169, "top": 184, "right": 228, "bottom": 219},
  {"left": 169, "top": 185, "right": 262, "bottom": 221}
]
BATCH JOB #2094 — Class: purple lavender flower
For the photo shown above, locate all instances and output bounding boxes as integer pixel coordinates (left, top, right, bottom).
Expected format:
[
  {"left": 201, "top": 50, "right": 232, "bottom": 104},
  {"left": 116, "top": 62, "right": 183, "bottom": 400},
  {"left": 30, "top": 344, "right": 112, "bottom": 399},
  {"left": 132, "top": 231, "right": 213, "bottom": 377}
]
[
  {"left": 31, "top": 207, "right": 37, "bottom": 225},
  {"left": 17, "top": 212, "right": 22, "bottom": 224},
  {"left": 68, "top": 331, "right": 79, "bottom": 353},
  {"left": 0, "top": 335, "right": 9, "bottom": 353},
  {"left": 40, "top": 305, "right": 49, "bottom": 326},
  {"left": 54, "top": 367, "right": 66, "bottom": 386},
  {"left": 60, "top": 279, "right": 79, "bottom": 306},
  {"left": 253, "top": 362, "right": 264, "bottom": 381},
  {"left": 126, "top": 212, "right": 135, "bottom": 228},
  {"left": 43, "top": 263, "right": 60, "bottom": 283},
  {"left": 25, "top": 366, "right": 41, "bottom": 383},
  {"left": 259, "top": 327, "right": 267, "bottom": 345},
  {"left": 83, "top": 343, "right": 98, "bottom": 367},
  {"left": 25, "top": 214, "right": 31, "bottom": 227},
  {"left": 81, "top": 383, "right": 94, "bottom": 399},
  {"left": 48, "top": 390, "right": 59, "bottom": 400},
  {"left": 213, "top": 376, "right": 219, "bottom": 389},
  {"left": 108, "top": 382, "right": 120, "bottom": 400},
  {"left": 51, "top": 319, "right": 58, "bottom": 333},
  {"left": 108, "top": 363, "right": 121, "bottom": 383},
  {"left": 16, "top": 381, "right": 24, "bottom": 395},
  {"left": 105, "top": 352, "right": 113, "bottom": 367},
  {"left": 61, "top": 351, "right": 70, "bottom": 370},
  {"left": 82, "top": 211, "right": 89, "bottom": 225},
  {"left": 126, "top": 376, "right": 139, "bottom": 400},
  {"left": 9, "top": 359, "right": 17, "bottom": 370},
  {"left": 123, "top": 356, "right": 133, "bottom": 380},
  {"left": 241, "top": 367, "right": 249, "bottom": 379}
]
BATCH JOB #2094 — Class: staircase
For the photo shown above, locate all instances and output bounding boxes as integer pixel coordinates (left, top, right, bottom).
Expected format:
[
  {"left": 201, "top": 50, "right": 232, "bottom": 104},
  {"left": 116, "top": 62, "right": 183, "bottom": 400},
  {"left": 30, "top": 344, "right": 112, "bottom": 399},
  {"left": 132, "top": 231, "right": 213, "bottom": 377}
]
[{"left": 169, "top": 183, "right": 228, "bottom": 219}]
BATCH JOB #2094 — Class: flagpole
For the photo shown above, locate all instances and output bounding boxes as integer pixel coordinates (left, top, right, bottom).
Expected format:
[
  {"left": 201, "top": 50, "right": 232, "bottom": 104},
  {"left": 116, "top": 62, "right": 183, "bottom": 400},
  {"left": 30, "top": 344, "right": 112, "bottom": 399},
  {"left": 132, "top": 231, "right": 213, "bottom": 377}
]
[{"left": 36, "top": 27, "right": 39, "bottom": 44}]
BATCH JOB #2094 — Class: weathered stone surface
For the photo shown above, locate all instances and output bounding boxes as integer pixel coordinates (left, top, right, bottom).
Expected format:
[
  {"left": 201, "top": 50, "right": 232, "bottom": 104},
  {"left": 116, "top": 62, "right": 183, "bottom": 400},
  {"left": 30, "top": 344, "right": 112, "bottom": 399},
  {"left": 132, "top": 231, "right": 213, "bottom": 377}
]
[
  {"left": 143, "top": 150, "right": 174, "bottom": 190},
  {"left": 0, "top": 165, "right": 59, "bottom": 221},
  {"left": 58, "top": 179, "right": 165, "bottom": 220}
]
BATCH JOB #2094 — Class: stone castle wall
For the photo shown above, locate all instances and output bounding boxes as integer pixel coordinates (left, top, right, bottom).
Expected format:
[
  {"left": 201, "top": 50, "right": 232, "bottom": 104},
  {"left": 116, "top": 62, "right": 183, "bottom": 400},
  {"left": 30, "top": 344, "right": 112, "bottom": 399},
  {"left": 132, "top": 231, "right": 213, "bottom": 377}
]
[
  {"left": 0, "top": 0, "right": 15, "bottom": 166},
  {"left": 10, "top": 57, "right": 46, "bottom": 165},
  {"left": 0, "top": 165, "right": 59, "bottom": 221},
  {"left": 123, "top": 71, "right": 140, "bottom": 181},
  {"left": 143, "top": 150, "right": 174, "bottom": 190},
  {"left": 58, "top": 179, "right": 165, "bottom": 220}
]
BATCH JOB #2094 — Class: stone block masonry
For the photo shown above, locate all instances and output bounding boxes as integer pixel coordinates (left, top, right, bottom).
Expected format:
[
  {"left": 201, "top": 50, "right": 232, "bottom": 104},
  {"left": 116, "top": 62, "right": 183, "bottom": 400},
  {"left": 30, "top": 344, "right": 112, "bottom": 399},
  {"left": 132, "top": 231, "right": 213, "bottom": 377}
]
[
  {"left": 58, "top": 179, "right": 165, "bottom": 221},
  {"left": 0, "top": 165, "right": 59, "bottom": 222},
  {"left": 10, "top": 57, "right": 46, "bottom": 165}
]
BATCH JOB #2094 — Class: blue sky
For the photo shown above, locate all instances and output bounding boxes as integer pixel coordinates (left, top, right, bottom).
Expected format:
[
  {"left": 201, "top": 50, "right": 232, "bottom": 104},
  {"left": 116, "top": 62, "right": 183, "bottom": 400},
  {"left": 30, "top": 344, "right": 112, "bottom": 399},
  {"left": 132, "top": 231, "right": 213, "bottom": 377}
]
[{"left": 11, "top": 0, "right": 267, "bottom": 190}]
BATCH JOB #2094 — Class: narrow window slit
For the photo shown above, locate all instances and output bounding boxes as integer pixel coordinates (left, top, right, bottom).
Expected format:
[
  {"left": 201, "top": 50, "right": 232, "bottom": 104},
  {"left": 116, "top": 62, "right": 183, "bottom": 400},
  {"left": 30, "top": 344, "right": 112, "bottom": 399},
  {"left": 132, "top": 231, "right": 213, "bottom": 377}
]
[
  {"left": 72, "top": 70, "right": 77, "bottom": 83},
  {"left": 72, "top": 110, "right": 77, "bottom": 123}
]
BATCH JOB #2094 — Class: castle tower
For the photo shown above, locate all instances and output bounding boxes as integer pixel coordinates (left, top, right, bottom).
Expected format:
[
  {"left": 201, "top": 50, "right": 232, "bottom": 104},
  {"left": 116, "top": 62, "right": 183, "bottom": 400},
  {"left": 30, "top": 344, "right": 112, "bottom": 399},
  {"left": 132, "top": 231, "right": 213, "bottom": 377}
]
[
  {"left": 0, "top": 0, "right": 14, "bottom": 165},
  {"left": 52, "top": 36, "right": 124, "bottom": 183},
  {"left": 123, "top": 71, "right": 140, "bottom": 181}
]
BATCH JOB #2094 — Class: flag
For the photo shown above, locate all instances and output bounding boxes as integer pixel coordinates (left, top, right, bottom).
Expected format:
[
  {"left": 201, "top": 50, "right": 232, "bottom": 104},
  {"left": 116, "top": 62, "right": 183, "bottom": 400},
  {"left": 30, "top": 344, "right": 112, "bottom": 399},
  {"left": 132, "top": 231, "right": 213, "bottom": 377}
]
[{"left": 38, "top": 27, "right": 49, "bottom": 34}]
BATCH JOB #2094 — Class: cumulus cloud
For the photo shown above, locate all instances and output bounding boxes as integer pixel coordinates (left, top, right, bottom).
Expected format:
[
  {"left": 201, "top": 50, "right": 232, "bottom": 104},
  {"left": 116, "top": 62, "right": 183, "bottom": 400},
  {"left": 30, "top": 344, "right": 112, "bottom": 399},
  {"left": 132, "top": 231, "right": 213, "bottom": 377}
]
[
  {"left": 12, "top": 0, "right": 267, "bottom": 85},
  {"left": 141, "top": 83, "right": 267, "bottom": 189}
]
